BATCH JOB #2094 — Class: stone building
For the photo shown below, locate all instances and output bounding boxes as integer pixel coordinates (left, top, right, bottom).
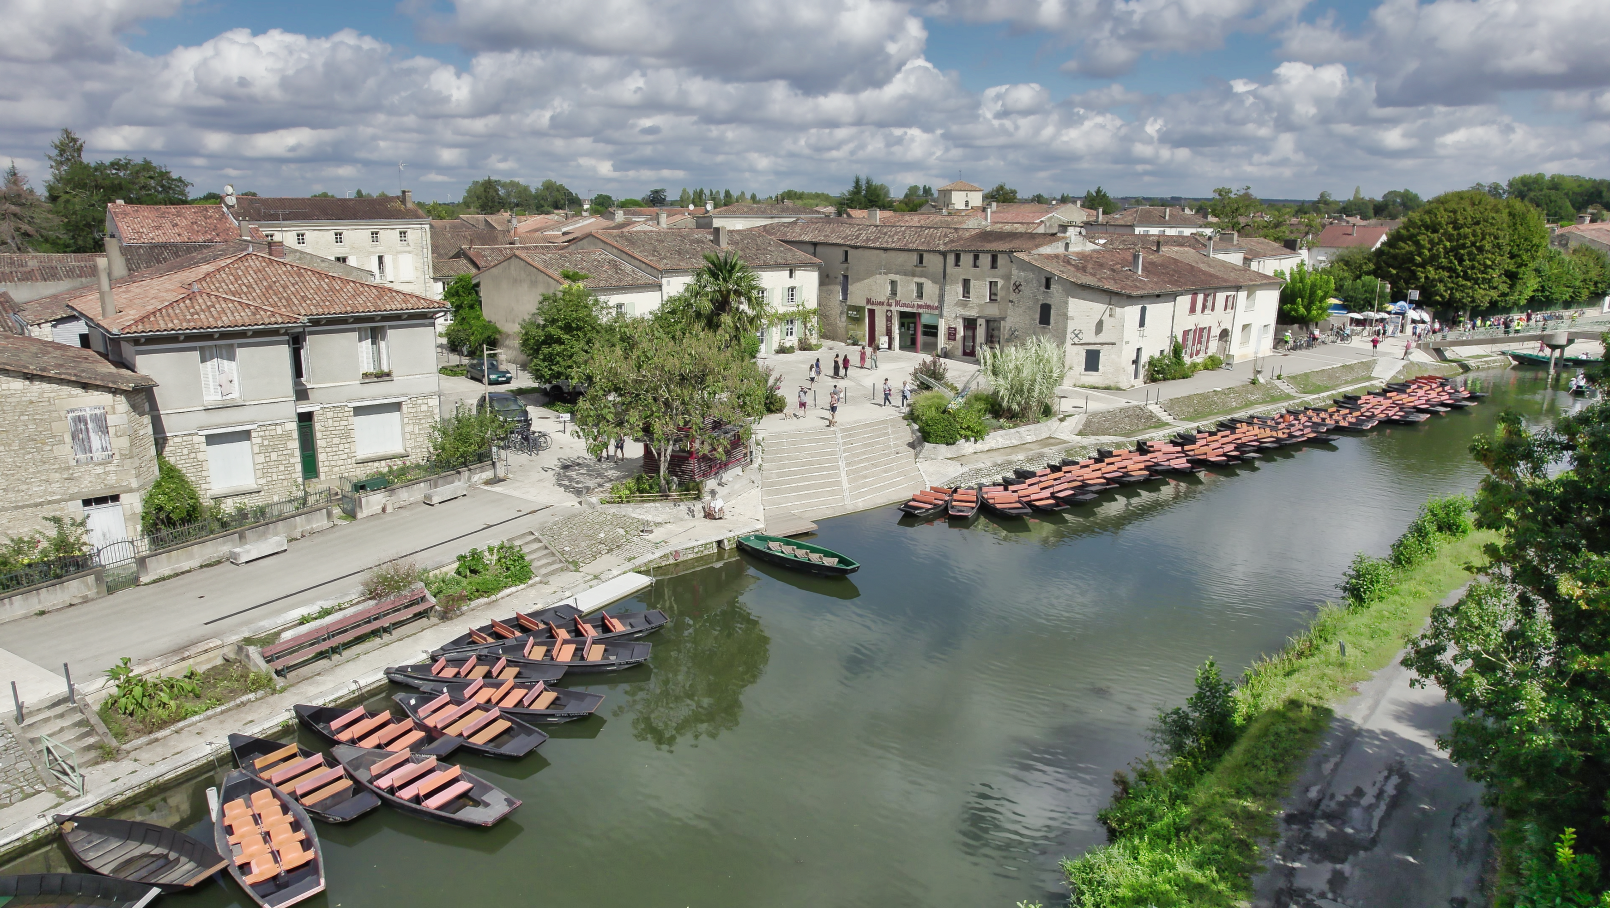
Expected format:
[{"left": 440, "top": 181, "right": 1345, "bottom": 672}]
[
  {"left": 1013, "top": 246, "right": 1282, "bottom": 389},
  {"left": 0, "top": 333, "right": 158, "bottom": 554},
  {"left": 692, "top": 202, "right": 827, "bottom": 230},
  {"left": 236, "top": 193, "right": 434, "bottom": 298},
  {"left": 1082, "top": 206, "right": 1214, "bottom": 237},
  {"left": 29, "top": 242, "right": 444, "bottom": 506},
  {"left": 934, "top": 181, "right": 985, "bottom": 211},
  {"left": 477, "top": 249, "right": 662, "bottom": 362},
  {"left": 104, "top": 202, "right": 376, "bottom": 284},
  {"left": 1306, "top": 223, "right": 1391, "bottom": 268}
]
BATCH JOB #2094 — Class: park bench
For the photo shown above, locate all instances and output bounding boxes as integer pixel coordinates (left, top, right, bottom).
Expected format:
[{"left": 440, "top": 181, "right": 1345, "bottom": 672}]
[{"left": 261, "top": 584, "right": 436, "bottom": 676}]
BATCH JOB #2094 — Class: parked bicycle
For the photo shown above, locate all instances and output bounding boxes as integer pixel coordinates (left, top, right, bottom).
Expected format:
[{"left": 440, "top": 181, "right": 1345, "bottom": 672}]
[{"left": 506, "top": 426, "right": 552, "bottom": 455}]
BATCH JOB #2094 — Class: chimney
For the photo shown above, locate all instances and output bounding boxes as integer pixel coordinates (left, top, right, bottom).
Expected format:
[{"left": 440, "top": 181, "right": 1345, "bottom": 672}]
[
  {"left": 267, "top": 239, "right": 285, "bottom": 259},
  {"left": 705, "top": 200, "right": 714, "bottom": 213},
  {"left": 95, "top": 258, "right": 115, "bottom": 321},
  {"left": 868, "top": 208, "right": 880, "bottom": 225},
  {"left": 239, "top": 221, "right": 252, "bottom": 240},
  {"left": 1230, "top": 231, "right": 1238, "bottom": 244},
  {"left": 985, "top": 207, "right": 992, "bottom": 225},
  {"left": 1097, "top": 208, "right": 1104, "bottom": 225},
  {"left": 401, "top": 189, "right": 413, "bottom": 208},
  {"left": 1207, "top": 235, "right": 1214, "bottom": 258},
  {"left": 714, "top": 225, "right": 729, "bottom": 248},
  {"left": 1578, "top": 214, "right": 1592, "bottom": 225},
  {"left": 1350, "top": 224, "right": 1357, "bottom": 235},
  {"left": 1164, "top": 207, "right": 1170, "bottom": 221},
  {"left": 103, "top": 235, "right": 128, "bottom": 279},
  {"left": 989, "top": 200, "right": 997, "bottom": 211},
  {"left": 657, "top": 210, "right": 667, "bottom": 228},
  {"left": 612, "top": 208, "right": 625, "bottom": 223},
  {"left": 1132, "top": 250, "right": 1144, "bottom": 276}
]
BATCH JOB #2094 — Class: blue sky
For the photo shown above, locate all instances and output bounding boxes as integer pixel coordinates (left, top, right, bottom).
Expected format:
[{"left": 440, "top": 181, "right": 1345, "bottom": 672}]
[{"left": 6, "top": 0, "right": 1608, "bottom": 202}]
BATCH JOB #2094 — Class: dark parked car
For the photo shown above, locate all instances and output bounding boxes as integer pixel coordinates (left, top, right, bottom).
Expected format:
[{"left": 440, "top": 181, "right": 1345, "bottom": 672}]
[
  {"left": 477, "top": 392, "right": 530, "bottom": 431},
  {"left": 544, "top": 379, "right": 588, "bottom": 403},
  {"left": 466, "top": 357, "right": 513, "bottom": 384}
]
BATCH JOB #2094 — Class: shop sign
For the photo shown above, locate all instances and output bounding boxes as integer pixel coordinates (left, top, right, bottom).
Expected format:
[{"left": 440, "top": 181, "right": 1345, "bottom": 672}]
[
  {"left": 865, "top": 297, "right": 941, "bottom": 313},
  {"left": 946, "top": 326, "right": 957, "bottom": 341}
]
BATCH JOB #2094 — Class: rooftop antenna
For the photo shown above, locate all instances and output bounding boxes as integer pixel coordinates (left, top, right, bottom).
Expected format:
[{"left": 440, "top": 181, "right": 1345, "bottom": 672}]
[{"left": 398, "top": 162, "right": 406, "bottom": 195}]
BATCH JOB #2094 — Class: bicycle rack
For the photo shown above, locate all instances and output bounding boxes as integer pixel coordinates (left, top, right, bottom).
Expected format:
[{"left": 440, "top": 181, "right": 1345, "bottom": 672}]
[{"left": 40, "top": 733, "right": 84, "bottom": 796}]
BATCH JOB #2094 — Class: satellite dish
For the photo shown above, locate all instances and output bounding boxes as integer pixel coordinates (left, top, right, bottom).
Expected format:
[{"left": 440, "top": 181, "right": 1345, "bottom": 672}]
[{"left": 223, "top": 184, "right": 235, "bottom": 196}]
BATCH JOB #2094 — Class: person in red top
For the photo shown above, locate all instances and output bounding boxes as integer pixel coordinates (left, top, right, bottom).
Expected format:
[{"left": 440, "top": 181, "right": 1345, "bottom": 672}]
[{"left": 1371, "top": 335, "right": 1381, "bottom": 354}]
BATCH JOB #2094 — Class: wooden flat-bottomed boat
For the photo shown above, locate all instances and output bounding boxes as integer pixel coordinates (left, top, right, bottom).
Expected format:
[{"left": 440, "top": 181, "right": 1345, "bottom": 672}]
[
  {"left": 390, "top": 691, "right": 550, "bottom": 753},
  {"left": 293, "top": 704, "right": 462, "bottom": 758},
  {"left": 438, "top": 606, "right": 669, "bottom": 653},
  {"left": 385, "top": 653, "right": 565, "bottom": 691},
  {"left": 947, "top": 487, "right": 980, "bottom": 521},
  {"left": 980, "top": 486, "right": 1031, "bottom": 518},
  {"left": 211, "top": 770, "right": 325, "bottom": 908},
  {"left": 735, "top": 534, "right": 860, "bottom": 575},
  {"left": 331, "top": 745, "right": 519, "bottom": 828},
  {"left": 54, "top": 815, "right": 226, "bottom": 892},
  {"left": 398, "top": 679, "right": 602, "bottom": 725},
  {"left": 898, "top": 487, "right": 951, "bottom": 518},
  {"left": 0, "top": 874, "right": 161, "bottom": 908},
  {"left": 227, "top": 734, "right": 381, "bottom": 823},
  {"left": 433, "top": 634, "right": 651, "bottom": 672}
]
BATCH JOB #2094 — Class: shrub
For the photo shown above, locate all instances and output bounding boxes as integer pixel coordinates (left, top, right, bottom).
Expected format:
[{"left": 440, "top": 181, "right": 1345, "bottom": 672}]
[
  {"left": 774, "top": 343, "right": 795, "bottom": 354},
  {"left": 1152, "top": 659, "right": 1239, "bottom": 765},
  {"left": 105, "top": 657, "right": 200, "bottom": 720},
  {"left": 438, "top": 364, "right": 467, "bottom": 377},
  {"left": 765, "top": 391, "right": 788, "bottom": 414},
  {"left": 1425, "top": 494, "right": 1473, "bottom": 538},
  {"left": 1338, "top": 553, "right": 1396, "bottom": 606},
  {"left": 428, "top": 402, "right": 509, "bottom": 466},
  {"left": 796, "top": 336, "right": 822, "bottom": 352},
  {"left": 911, "top": 390, "right": 989, "bottom": 444},
  {"left": 1200, "top": 353, "right": 1225, "bottom": 371},
  {"left": 1, "top": 515, "right": 92, "bottom": 574},
  {"left": 142, "top": 457, "right": 204, "bottom": 534},
  {"left": 425, "top": 542, "right": 533, "bottom": 602},
  {"left": 607, "top": 472, "right": 674, "bottom": 499},
  {"left": 979, "top": 336, "right": 1066, "bottom": 419},
  {"left": 362, "top": 559, "right": 426, "bottom": 602},
  {"left": 1390, "top": 514, "right": 1440, "bottom": 568},
  {"left": 911, "top": 354, "right": 954, "bottom": 391},
  {"left": 1147, "top": 342, "right": 1195, "bottom": 382}
]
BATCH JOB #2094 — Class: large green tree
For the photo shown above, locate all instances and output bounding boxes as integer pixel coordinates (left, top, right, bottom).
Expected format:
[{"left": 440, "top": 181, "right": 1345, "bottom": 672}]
[
  {"left": 1275, "top": 261, "right": 1335, "bottom": 326},
  {"left": 1205, "top": 185, "right": 1263, "bottom": 233},
  {"left": 517, "top": 280, "right": 606, "bottom": 381},
  {"left": 0, "top": 163, "right": 58, "bottom": 253},
  {"left": 441, "top": 273, "right": 502, "bottom": 356},
  {"left": 657, "top": 251, "right": 769, "bottom": 339},
  {"left": 1375, "top": 190, "right": 1535, "bottom": 312},
  {"left": 1083, "top": 186, "right": 1118, "bottom": 215},
  {"left": 41, "top": 129, "right": 190, "bottom": 253},
  {"left": 574, "top": 319, "right": 770, "bottom": 491}
]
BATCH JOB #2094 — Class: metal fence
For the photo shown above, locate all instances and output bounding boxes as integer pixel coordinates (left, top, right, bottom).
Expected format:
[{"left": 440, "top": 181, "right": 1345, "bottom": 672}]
[
  {"left": 324, "top": 456, "right": 493, "bottom": 496},
  {"left": 0, "top": 553, "right": 98, "bottom": 594}
]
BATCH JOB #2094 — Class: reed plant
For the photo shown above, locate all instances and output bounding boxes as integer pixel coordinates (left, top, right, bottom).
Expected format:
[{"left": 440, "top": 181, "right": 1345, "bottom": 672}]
[{"left": 977, "top": 336, "right": 1065, "bottom": 420}]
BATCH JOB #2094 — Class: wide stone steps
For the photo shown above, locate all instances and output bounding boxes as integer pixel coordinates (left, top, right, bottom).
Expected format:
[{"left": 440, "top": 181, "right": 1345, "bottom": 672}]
[
  {"left": 19, "top": 690, "right": 104, "bottom": 770},
  {"left": 508, "top": 530, "right": 568, "bottom": 578},
  {"left": 759, "top": 417, "right": 925, "bottom": 523}
]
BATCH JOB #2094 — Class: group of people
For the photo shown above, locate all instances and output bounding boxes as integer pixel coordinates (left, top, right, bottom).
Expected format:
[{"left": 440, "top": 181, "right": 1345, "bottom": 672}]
[{"left": 793, "top": 348, "right": 914, "bottom": 428}]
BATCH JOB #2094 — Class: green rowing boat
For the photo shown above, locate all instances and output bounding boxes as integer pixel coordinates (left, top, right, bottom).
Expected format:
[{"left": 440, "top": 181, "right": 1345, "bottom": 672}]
[
  {"left": 735, "top": 534, "right": 860, "bottom": 576},
  {"left": 1507, "top": 350, "right": 1603, "bottom": 368}
]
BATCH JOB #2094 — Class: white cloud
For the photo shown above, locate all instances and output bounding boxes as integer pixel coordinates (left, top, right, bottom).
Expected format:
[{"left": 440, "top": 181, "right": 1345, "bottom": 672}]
[{"left": 2, "top": 0, "right": 187, "bottom": 63}]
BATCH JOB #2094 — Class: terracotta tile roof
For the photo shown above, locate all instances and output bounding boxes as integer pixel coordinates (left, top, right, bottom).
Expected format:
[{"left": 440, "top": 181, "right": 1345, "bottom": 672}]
[
  {"left": 938, "top": 180, "right": 982, "bottom": 191},
  {"left": 871, "top": 212, "right": 986, "bottom": 228},
  {"left": 707, "top": 203, "right": 826, "bottom": 218},
  {"left": 0, "top": 253, "right": 104, "bottom": 283},
  {"left": 1019, "top": 248, "right": 1277, "bottom": 297},
  {"left": 108, "top": 203, "right": 249, "bottom": 245},
  {"left": 234, "top": 196, "right": 426, "bottom": 223},
  {"left": 1235, "top": 236, "right": 1301, "bottom": 260},
  {"left": 756, "top": 221, "right": 978, "bottom": 251},
  {"left": 1094, "top": 206, "right": 1209, "bottom": 227},
  {"left": 590, "top": 229, "right": 820, "bottom": 271},
  {"left": 1314, "top": 224, "right": 1391, "bottom": 248},
  {"left": 502, "top": 249, "right": 658, "bottom": 289},
  {"left": 982, "top": 203, "right": 1060, "bottom": 224},
  {"left": 0, "top": 333, "right": 156, "bottom": 390},
  {"left": 431, "top": 222, "right": 507, "bottom": 258},
  {"left": 458, "top": 244, "right": 564, "bottom": 269},
  {"left": 41, "top": 245, "right": 440, "bottom": 336},
  {"left": 433, "top": 257, "right": 477, "bottom": 278},
  {"left": 1087, "top": 233, "right": 1299, "bottom": 261},
  {"left": 0, "top": 291, "right": 22, "bottom": 335}
]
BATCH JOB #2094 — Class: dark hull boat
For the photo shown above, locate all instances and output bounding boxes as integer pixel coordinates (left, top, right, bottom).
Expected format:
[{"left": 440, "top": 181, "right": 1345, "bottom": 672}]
[
  {"left": 212, "top": 770, "right": 325, "bottom": 908},
  {"left": 947, "top": 487, "right": 980, "bottom": 522},
  {"left": 293, "top": 704, "right": 462, "bottom": 757},
  {"left": 226, "top": 734, "right": 382, "bottom": 823},
  {"left": 390, "top": 691, "right": 549, "bottom": 756},
  {"left": 735, "top": 534, "right": 860, "bottom": 575},
  {"left": 398, "top": 680, "right": 603, "bottom": 724},
  {"left": 432, "top": 635, "right": 651, "bottom": 673},
  {"left": 980, "top": 486, "right": 1031, "bottom": 518},
  {"left": 54, "top": 815, "right": 226, "bottom": 892},
  {"left": 437, "top": 605, "right": 668, "bottom": 653},
  {"left": 897, "top": 487, "right": 951, "bottom": 518},
  {"left": 385, "top": 653, "right": 565, "bottom": 691},
  {"left": 331, "top": 745, "right": 519, "bottom": 828},
  {"left": 0, "top": 874, "right": 161, "bottom": 908}
]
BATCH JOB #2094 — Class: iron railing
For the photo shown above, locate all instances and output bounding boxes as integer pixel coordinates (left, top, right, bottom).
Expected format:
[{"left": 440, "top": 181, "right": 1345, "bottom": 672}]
[{"left": 40, "top": 733, "right": 84, "bottom": 795}]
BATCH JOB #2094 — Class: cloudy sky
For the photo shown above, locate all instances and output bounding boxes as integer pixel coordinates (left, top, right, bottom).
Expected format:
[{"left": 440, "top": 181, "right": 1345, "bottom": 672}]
[{"left": 4, "top": 0, "right": 1609, "bottom": 204}]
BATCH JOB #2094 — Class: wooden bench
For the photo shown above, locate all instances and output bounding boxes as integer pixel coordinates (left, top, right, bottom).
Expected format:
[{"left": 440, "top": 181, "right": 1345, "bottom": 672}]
[{"left": 261, "top": 585, "right": 437, "bottom": 676}]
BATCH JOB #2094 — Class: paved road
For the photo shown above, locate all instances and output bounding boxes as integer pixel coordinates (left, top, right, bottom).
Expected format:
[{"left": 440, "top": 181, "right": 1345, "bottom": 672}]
[
  {"left": 1254, "top": 588, "right": 1489, "bottom": 907},
  {"left": 1, "top": 488, "right": 554, "bottom": 682}
]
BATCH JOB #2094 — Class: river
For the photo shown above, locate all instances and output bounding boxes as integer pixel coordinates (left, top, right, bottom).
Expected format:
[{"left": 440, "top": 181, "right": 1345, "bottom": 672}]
[{"left": 4, "top": 367, "right": 1586, "bottom": 907}]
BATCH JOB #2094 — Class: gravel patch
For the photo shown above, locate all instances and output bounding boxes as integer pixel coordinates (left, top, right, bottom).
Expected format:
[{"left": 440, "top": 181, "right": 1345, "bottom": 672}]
[
  {"left": 1162, "top": 382, "right": 1293, "bottom": 423},
  {"left": 539, "top": 510, "right": 661, "bottom": 568},
  {"left": 1078, "top": 405, "right": 1170, "bottom": 437},
  {"left": 1286, "top": 361, "right": 1376, "bottom": 395}
]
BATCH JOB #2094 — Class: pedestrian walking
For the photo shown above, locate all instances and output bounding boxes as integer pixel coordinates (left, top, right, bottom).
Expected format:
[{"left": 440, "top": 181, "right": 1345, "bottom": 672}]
[
  {"left": 828, "top": 385, "right": 840, "bottom": 427},
  {"left": 832, "top": 356, "right": 840, "bottom": 379},
  {"left": 797, "top": 386, "right": 808, "bottom": 419},
  {"left": 870, "top": 347, "right": 879, "bottom": 369},
  {"left": 842, "top": 353, "right": 850, "bottom": 375},
  {"left": 810, "top": 358, "right": 820, "bottom": 384},
  {"left": 859, "top": 346, "right": 867, "bottom": 369},
  {"left": 614, "top": 435, "right": 626, "bottom": 459},
  {"left": 1371, "top": 335, "right": 1381, "bottom": 355},
  {"left": 882, "top": 378, "right": 892, "bottom": 407},
  {"left": 1403, "top": 336, "right": 1414, "bottom": 360},
  {"left": 900, "top": 380, "right": 911, "bottom": 408}
]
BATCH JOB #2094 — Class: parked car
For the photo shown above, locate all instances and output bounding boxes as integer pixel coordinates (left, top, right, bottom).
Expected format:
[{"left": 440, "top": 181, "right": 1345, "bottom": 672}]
[
  {"left": 466, "top": 357, "right": 513, "bottom": 384},
  {"left": 544, "top": 379, "right": 588, "bottom": 402},
  {"left": 477, "top": 392, "right": 530, "bottom": 431}
]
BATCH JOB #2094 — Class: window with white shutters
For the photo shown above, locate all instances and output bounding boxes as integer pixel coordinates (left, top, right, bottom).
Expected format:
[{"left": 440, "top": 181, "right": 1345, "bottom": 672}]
[
  {"left": 353, "top": 403, "right": 404, "bottom": 458},
  {"left": 200, "top": 345, "right": 239, "bottom": 401},
  {"left": 359, "top": 327, "right": 390, "bottom": 375},
  {"left": 396, "top": 252, "right": 414, "bottom": 284},
  {"left": 787, "top": 286, "right": 797, "bottom": 305},
  {"left": 205, "top": 431, "right": 255, "bottom": 491},
  {"left": 374, "top": 255, "right": 387, "bottom": 280},
  {"left": 68, "top": 407, "right": 113, "bottom": 463}
]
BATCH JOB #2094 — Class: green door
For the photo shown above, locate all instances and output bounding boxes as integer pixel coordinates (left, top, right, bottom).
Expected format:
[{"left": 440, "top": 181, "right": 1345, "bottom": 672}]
[{"left": 297, "top": 413, "right": 319, "bottom": 479}]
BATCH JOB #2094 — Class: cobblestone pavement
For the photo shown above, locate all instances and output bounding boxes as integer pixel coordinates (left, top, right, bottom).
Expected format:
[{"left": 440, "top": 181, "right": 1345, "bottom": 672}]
[
  {"left": 0, "top": 722, "right": 45, "bottom": 808},
  {"left": 538, "top": 510, "right": 662, "bottom": 568}
]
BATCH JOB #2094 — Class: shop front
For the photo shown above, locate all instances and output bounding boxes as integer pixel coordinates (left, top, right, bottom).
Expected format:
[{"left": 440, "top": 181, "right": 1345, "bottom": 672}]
[{"left": 867, "top": 297, "right": 941, "bottom": 353}]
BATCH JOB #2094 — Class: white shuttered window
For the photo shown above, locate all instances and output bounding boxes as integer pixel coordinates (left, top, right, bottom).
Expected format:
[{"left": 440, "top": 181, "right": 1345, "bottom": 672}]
[
  {"left": 359, "top": 328, "right": 390, "bottom": 374},
  {"left": 396, "top": 253, "right": 414, "bottom": 284},
  {"left": 205, "top": 431, "right": 255, "bottom": 491},
  {"left": 68, "top": 407, "right": 113, "bottom": 463},
  {"left": 200, "top": 345, "right": 239, "bottom": 401},
  {"left": 353, "top": 403, "right": 404, "bottom": 458}
]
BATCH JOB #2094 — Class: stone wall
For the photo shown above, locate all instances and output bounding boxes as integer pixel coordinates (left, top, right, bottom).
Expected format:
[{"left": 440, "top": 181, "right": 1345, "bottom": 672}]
[
  {"left": 0, "top": 368, "right": 157, "bottom": 541},
  {"left": 157, "top": 419, "right": 302, "bottom": 507},
  {"left": 311, "top": 393, "right": 437, "bottom": 483}
]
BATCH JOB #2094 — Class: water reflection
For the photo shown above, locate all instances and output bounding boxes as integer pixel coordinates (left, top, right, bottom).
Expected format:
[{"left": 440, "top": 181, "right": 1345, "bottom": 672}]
[{"left": 615, "top": 557, "right": 771, "bottom": 750}]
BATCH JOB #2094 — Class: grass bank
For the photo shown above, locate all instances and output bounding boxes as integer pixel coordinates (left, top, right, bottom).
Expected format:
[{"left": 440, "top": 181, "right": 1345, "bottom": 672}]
[
  {"left": 1060, "top": 514, "right": 1495, "bottom": 907},
  {"left": 1164, "top": 382, "right": 1292, "bottom": 423},
  {"left": 1285, "top": 360, "right": 1376, "bottom": 395},
  {"left": 99, "top": 661, "right": 275, "bottom": 743},
  {"left": 1079, "top": 404, "right": 1171, "bottom": 437}
]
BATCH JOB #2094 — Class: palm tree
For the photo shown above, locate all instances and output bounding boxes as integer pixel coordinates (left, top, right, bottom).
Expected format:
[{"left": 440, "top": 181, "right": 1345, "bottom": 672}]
[{"left": 688, "top": 252, "right": 768, "bottom": 336}]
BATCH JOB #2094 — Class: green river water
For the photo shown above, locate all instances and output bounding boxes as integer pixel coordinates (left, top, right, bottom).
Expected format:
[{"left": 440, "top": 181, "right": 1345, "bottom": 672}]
[{"left": 4, "top": 367, "right": 1588, "bottom": 907}]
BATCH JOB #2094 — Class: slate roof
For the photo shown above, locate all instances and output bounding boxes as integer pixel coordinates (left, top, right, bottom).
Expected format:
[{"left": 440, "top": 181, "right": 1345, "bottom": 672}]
[
  {"left": 590, "top": 230, "right": 820, "bottom": 272},
  {"left": 1314, "top": 224, "right": 1392, "bottom": 248},
  {"left": 433, "top": 257, "right": 478, "bottom": 278},
  {"left": 33, "top": 242, "right": 440, "bottom": 336},
  {"left": 1019, "top": 248, "right": 1278, "bottom": 297},
  {"left": 500, "top": 249, "right": 658, "bottom": 289},
  {"left": 233, "top": 196, "right": 427, "bottom": 223},
  {"left": 938, "top": 180, "right": 982, "bottom": 191},
  {"left": 0, "top": 253, "right": 104, "bottom": 283},
  {"left": 108, "top": 203, "right": 248, "bottom": 244},
  {"left": 0, "top": 333, "right": 156, "bottom": 390}
]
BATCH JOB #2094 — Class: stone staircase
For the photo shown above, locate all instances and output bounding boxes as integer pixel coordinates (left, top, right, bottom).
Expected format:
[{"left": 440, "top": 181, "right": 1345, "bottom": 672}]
[
  {"left": 506, "top": 530, "right": 568, "bottom": 580},
  {"left": 17, "top": 689, "right": 108, "bottom": 781},
  {"left": 760, "top": 416, "right": 927, "bottom": 522}
]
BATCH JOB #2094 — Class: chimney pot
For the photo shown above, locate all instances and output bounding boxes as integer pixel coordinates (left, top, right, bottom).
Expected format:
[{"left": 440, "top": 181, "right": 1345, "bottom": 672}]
[
  {"left": 114, "top": 199, "right": 124, "bottom": 205},
  {"left": 656, "top": 210, "right": 667, "bottom": 228},
  {"left": 267, "top": 239, "right": 285, "bottom": 259},
  {"left": 868, "top": 208, "right": 880, "bottom": 225},
  {"left": 986, "top": 207, "right": 992, "bottom": 225},
  {"left": 989, "top": 201, "right": 997, "bottom": 211},
  {"left": 1164, "top": 207, "right": 1170, "bottom": 221},
  {"left": 239, "top": 221, "right": 252, "bottom": 240},
  {"left": 1132, "top": 250, "right": 1144, "bottom": 276},
  {"left": 1097, "top": 208, "right": 1104, "bottom": 224},
  {"left": 401, "top": 189, "right": 413, "bottom": 208},
  {"left": 95, "top": 258, "right": 115, "bottom": 320},
  {"left": 612, "top": 208, "right": 625, "bottom": 223},
  {"left": 714, "top": 225, "right": 729, "bottom": 248},
  {"left": 1351, "top": 224, "right": 1357, "bottom": 235}
]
